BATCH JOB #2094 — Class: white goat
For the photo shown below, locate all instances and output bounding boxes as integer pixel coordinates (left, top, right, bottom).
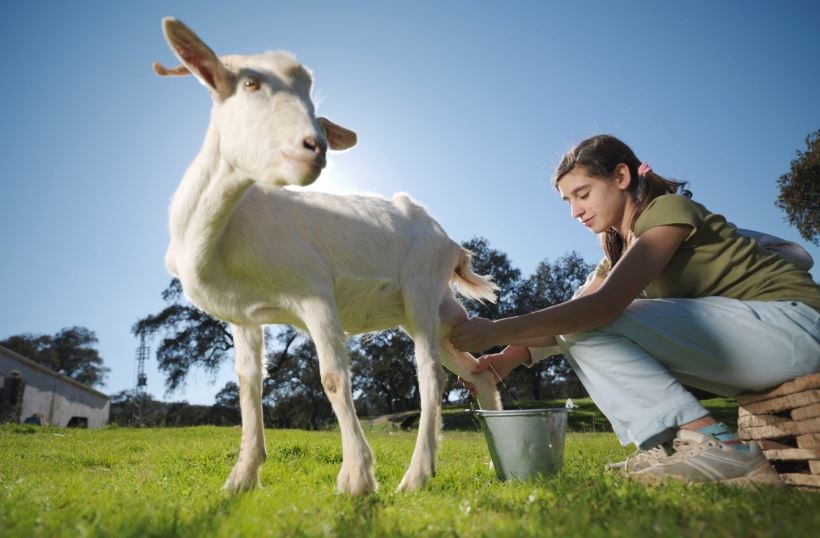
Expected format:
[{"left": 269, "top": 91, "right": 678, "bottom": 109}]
[{"left": 154, "top": 17, "right": 502, "bottom": 495}]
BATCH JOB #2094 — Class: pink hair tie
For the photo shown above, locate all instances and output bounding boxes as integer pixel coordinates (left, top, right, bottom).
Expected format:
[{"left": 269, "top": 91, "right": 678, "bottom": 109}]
[{"left": 638, "top": 162, "right": 651, "bottom": 176}]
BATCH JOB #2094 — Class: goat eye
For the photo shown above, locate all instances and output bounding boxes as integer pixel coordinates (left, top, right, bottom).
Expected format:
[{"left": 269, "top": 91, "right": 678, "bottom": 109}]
[{"left": 243, "top": 78, "right": 260, "bottom": 92}]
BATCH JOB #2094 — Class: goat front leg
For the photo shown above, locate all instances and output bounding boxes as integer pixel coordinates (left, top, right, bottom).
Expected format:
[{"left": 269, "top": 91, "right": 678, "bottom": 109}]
[
  {"left": 299, "top": 296, "right": 377, "bottom": 496},
  {"left": 438, "top": 295, "right": 502, "bottom": 411},
  {"left": 224, "top": 324, "right": 267, "bottom": 492}
]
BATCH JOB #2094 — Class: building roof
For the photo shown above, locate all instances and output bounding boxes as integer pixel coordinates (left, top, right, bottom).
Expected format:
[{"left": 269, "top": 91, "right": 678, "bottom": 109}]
[{"left": 0, "top": 344, "right": 110, "bottom": 400}]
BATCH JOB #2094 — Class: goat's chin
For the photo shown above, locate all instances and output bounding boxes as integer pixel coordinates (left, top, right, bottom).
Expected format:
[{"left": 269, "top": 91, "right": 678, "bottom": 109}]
[
  {"left": 261, "top": 161, "right": 322, "bottom": 188},
  {"left": 297, "top": 171, "right": 321, "bottom": 187},
  {"left": 293, "top": 161, "right": 323, "bottom": 186}
]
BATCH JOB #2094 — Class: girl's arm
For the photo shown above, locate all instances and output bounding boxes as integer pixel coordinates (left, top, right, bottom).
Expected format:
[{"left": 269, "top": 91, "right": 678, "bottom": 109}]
[
  {"left": 500, "top": 272, "right": 606, "bottom": 348},
  {"left": 450, "top": 224, "right": 692, "bottom": 352},
  {"left": 504, "top": 336, "right": 558, "bottom": 347},
  {"left": 459, "top": 270, "right": 609, "bottom": 389}
]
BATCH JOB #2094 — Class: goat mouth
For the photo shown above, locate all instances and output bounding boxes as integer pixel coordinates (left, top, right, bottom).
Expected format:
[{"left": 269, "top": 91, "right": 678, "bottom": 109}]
[{"left": 284, "top": 152, "right": 326, "bottom": 170}]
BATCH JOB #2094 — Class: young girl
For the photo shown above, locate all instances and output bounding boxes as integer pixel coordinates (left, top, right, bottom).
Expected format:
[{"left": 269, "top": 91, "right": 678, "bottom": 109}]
[{"left": 450, "top": 135, "right": 820, "bottom": 486}]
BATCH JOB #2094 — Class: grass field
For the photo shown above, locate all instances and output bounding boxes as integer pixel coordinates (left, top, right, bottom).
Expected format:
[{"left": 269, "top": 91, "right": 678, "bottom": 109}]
[{"left": 1, "top": 402, "right": 817, "bottom": 537}]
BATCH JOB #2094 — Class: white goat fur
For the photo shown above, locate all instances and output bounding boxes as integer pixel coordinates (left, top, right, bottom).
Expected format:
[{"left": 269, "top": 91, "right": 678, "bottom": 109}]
[{"left": 156, "top": 18, "right": 501, "bottom": 495}]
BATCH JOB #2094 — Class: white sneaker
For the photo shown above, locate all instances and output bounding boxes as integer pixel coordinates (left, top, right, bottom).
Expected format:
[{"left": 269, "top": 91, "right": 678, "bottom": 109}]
[{"left": 629, "top": 430, "right": 783, "bottom": 487}]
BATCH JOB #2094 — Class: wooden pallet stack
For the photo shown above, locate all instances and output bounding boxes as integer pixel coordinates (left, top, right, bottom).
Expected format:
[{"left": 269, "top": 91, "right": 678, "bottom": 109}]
[{"left": 736, "top": 373, "right": 820, "bottom": 490}]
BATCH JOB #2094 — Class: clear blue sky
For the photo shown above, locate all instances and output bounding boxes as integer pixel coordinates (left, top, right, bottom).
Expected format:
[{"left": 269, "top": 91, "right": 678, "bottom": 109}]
[{"left": 1, "top": 1, "right": 818, "bottom": 405}]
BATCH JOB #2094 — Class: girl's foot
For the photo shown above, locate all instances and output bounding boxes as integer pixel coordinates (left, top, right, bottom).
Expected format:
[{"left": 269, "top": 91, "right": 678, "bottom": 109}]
[
  {"left": 628, "top": 429, "right": 783, "bottom": 487},
  {"left": 604, "top": 442, "right": 673, "bottom": 473}
]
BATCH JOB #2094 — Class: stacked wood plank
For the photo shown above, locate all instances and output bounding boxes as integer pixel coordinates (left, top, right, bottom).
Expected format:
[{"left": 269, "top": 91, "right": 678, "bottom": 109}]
[{"left": 737, "top": 373, "right": 820, "bottom": 490}]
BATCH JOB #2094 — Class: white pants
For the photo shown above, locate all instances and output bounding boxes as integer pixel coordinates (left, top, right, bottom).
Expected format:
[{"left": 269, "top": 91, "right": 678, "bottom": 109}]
[{"left": 556, "top": 297, "right": 820, "bottom": 449}]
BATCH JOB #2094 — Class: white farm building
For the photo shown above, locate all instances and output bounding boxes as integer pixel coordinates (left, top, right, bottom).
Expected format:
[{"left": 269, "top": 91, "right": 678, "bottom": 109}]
[{"left": 0, "top": 345, "right": 110, "bottom": 428}]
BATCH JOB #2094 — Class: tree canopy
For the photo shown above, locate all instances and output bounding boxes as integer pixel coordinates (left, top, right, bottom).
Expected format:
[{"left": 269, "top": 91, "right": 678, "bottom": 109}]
[
  {"left": 132, "top": 279, "right": 234, "bottom": 392},
  {"left": 776, "top": 129, "right": 820, "bottom": 245},
  {"left": 0, "top": 326, "right": 110, "bottom": 388}
]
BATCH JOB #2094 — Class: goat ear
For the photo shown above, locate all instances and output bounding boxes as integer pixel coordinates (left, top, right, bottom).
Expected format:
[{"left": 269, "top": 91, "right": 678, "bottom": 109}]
[
  {"left": 318, "top": 117, "right": 357, "bottom": 151},
  {"left": 161, "top": 17, "right": 235, "bottom": 99},
  {"left": 152, "top": 62, "right": 191, "bottom": 77}
]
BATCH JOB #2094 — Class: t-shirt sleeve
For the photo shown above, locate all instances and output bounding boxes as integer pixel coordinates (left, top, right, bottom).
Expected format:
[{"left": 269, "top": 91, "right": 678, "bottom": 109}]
[
  {"left": 526, "top": 344, "right": 562, "bottom": 367},
  {"left": 633, "top": 195, "right": 701, "bottom": 240}
]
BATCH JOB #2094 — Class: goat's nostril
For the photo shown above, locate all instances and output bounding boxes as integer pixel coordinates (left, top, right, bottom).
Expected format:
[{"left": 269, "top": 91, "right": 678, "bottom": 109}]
[{"left": 303, "top": 136, "right": 325, "bottom": 155}]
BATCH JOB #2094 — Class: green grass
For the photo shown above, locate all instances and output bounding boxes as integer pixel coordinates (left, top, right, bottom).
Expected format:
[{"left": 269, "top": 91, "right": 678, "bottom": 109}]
[{"left": 1, "top": 421, "right": 817, "bottom": 537}]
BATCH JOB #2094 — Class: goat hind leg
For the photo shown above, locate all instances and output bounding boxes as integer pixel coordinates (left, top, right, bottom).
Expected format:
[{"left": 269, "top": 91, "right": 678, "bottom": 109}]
[
  {"left": 438, "top": 295, "right": 501, "bottom": 411},
  {"left": 439, "top": 339, "right": 502, "bottom": 411},
  {"left": 224, "top": 324, "right": 267, "bottom": 492},
  {"left": 397, "top": 292, "right": 448, "bottom": 492}
]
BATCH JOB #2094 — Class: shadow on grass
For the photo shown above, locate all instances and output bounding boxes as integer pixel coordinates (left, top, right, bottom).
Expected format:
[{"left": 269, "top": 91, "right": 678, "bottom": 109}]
[
  {"left": 118, "top": 494, "right": 241, "bottom": 538},
  {"left": 333, "top": 494, "right": 383, "bottom": 536}
]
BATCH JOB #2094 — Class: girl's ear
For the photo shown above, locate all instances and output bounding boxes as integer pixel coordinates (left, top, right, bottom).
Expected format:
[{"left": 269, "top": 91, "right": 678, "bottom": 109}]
[{"left": 614, "top": 163, "right": 633, "bottom": 191}]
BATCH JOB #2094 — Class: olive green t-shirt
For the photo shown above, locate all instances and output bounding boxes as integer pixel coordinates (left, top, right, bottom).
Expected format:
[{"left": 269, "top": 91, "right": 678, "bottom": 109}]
[{"left": 597, "top": 194, "right": 820, "bottom": 310}]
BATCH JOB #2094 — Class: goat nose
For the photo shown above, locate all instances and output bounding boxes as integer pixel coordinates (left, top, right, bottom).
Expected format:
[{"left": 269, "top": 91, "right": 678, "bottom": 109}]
[{"left": 303, "top": 136, "right": 327, "bottom": 156}]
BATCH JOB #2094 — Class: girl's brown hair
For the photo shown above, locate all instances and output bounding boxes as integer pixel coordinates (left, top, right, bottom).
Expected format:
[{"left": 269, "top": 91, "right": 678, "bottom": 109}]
[{"left": 553, "top": 135, "right": 691, "bottom": 269}]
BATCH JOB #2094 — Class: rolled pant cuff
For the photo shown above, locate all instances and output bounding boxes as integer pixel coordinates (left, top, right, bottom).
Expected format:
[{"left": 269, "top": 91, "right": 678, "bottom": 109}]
[{"left": 627, "top": 399, "right": 709, "bottom": 449}]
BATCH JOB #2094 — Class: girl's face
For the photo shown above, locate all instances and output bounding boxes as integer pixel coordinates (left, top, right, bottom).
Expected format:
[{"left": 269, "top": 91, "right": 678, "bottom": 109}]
[{"left": 557, "top": 164, "right": 633, "bottom": 235}]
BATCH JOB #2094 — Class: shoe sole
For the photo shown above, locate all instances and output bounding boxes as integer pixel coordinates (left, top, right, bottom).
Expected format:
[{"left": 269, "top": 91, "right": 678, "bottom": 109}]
[
  {"left": 628, "top": 460, "right": 785, "bottom": 488},
  {"left": 720, "top": 460, "right": 785, "bottom": 489}
]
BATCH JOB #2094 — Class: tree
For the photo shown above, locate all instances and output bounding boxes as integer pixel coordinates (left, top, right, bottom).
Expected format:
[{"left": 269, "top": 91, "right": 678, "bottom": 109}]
[
  {"left": 109, "top": 389, "right": 165, "bottom": 426},
  {"left": 1, "top": 327, "right": 109, "bottom": 388},
  {"left": 263, "top": 332, "right": 334, "bottom": 429},
  {"left": 351, "top": 329, "right": 419, "bottom": 414},
  {"left": 134, "top": 281, "right": 326, "bottom": 425},
  {"left": 132, "top": 279, "right": 234, "bottom": 392},
  {"left": 213, "top": 381, "right": 240, "bottom": 409},
  {"left": 776, "top": 129, "right": 820, "bottom": 245},
  {"left": 517, "top": 251, "right": 592, "bottom": 313},
  {"left": 134, "top": 280, "right": 339, "bottom": 426},
  {"left": 459, "top": 237, "right": 523, "bottom": 319},
  {"left": 203, "top": 327, "right": 339, "bottom": 429},
  {"left": 0, "top": 333, "right": 51, "bottom": 365},
  {"left": 507, "top": 251, "right": 594, "bottom": 401},
  {"left": 109, "top": 389, "right": 240, "bottom": 427}
]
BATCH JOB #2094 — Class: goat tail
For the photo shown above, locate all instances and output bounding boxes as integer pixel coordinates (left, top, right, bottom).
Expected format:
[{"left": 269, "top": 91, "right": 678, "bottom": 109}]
[{"left": 451, "top": 248, "right": 499, "bottom": 304}]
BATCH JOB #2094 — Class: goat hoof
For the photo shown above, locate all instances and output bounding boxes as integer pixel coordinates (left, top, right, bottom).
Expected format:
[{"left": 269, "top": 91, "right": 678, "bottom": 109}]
[
  {"left": 223, "top": 465, "right": 261, "bottom": 492},
  {"left": 336, "top": 463, "right": 378, "bottom": 496},
  {"left": 395, "top": 469, "right": 431, "bottom": 493}
]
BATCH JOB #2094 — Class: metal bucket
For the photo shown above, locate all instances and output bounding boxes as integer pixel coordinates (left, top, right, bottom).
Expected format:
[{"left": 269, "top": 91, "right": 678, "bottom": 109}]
[{"left": 472, "top": 408, "right": 568, "bottom": 481}]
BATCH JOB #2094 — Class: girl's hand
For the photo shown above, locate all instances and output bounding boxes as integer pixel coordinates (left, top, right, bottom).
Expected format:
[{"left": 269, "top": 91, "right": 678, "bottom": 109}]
[
  {"left": 449, "top": 317, "right": 498, "bottom": 352},
  {"left": 459, "top": 353, "right": 503, "bottom": 396},
  {"left": 458, "top": 346, "right": 531, "bottom": 396}
]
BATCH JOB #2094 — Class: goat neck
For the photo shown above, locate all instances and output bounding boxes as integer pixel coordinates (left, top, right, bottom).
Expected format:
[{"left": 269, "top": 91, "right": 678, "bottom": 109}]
[{"left": 166, "top": 121, "right": 255, "bottom": 281}]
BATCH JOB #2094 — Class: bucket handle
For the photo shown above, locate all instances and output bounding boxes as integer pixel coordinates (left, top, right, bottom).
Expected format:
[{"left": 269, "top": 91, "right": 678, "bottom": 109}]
[{"left": 465, "top": 399, "right": 482, "bottom": 430}]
